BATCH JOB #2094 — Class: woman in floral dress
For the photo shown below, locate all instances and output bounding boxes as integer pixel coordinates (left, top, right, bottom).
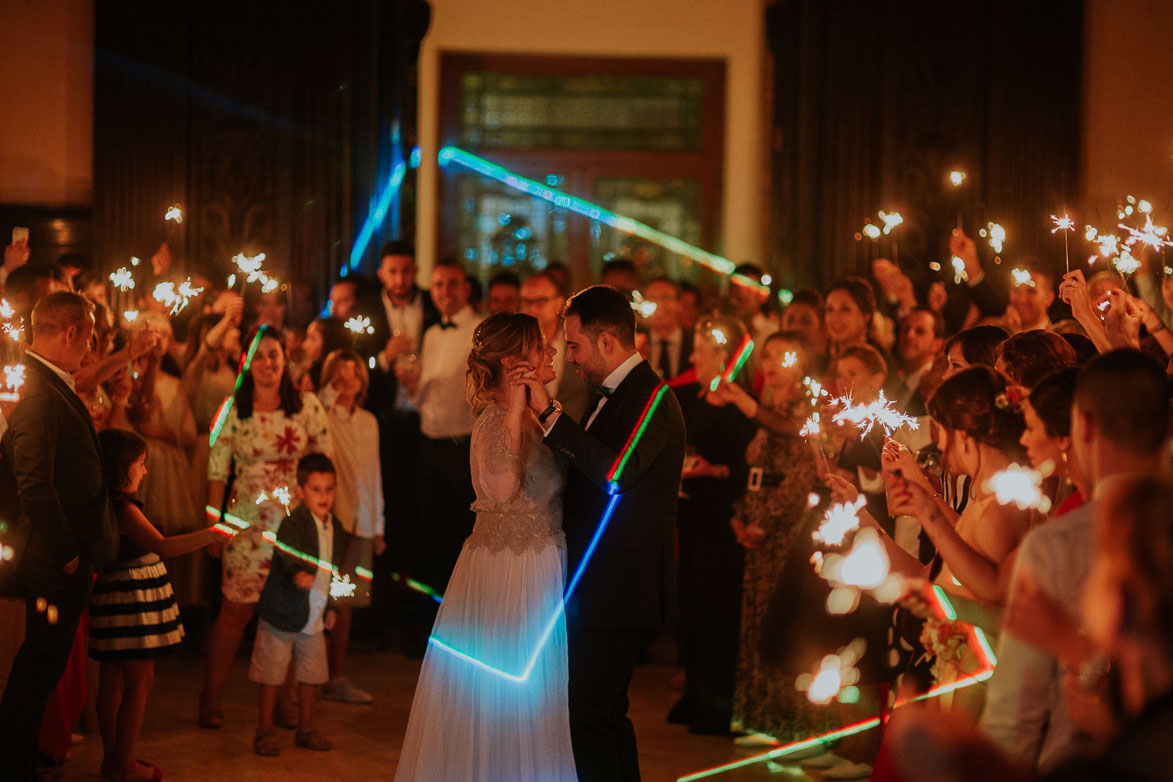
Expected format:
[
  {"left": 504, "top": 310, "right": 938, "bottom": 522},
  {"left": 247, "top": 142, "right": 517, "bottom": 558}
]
[
  {"left": 718, "top": 332, "right": 834, "bottom": 742},
  {"left": 198, "top": 325, "right": 333, "bottom": 728}
]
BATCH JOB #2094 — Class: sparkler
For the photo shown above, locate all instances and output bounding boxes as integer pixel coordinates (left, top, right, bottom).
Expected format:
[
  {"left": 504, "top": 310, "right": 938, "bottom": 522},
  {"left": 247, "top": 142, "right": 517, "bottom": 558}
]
[
  {"left": 260, "top": 276, "right": 279, "bottom": 294},
  {"left": 272, "top": 486, "right": 292, "bottom": 515},
  {"left": 0, "top": 300, "right": 12, "bottom": 320},
  {"left": 879, "top": 210, "right": 903, "bottom": 234},
  {"left": 330, "top": 572, "right": 358, "bottom": 599},
  {"left": 630, "top": 291, "right": 658, "bottom": 318},
  {"left": 1, "top": 319, "right": 24, "bottom": 342},
  {"left": 815, "top": 528, "right": 903, "bottom": 614},
  {"left": 782, "top": 351, "right": 799, "bottom": 368},
  {"left": 799, "top": 413, "right": 822, "bottom": 438},
  {"left": 164, "top": 205, "right": 183, "bottom": 224},
  {"left": 831, "top": 390, "right": 918, "bottom": 439},
  {"left": 153, "top": 278, "right": 204, "bottom": 316},
  {"left": 1011, "top": 267, "right": 1035, "bottom": 288},
  {"left": 109, "top": 267, "right": 135, "bottom": 292},
  {"left": 1114, "top": 250, "right": 1142, "bottom": 277},
  {"left": 979, "top": 222, "right": 1006, "bottom": 256},
  {"left": 0, "top": 363, "right": 25, "bottom": 402},
  {"left": 811, "top": 497, "right": 866, "bottom": 547},
  {"left": 130, "top": 256, "right": 141, "bottom": 267},
  {"left": 948, "top": 170, "right": 966, "bottom": 188},
  {"left": 950, "top": 256, "right": 968, "bottom": 284},
  {"left": 123, "top": 310, "right": 139, "bottom": 323},
  {"left": 1096, "top": 233, "right": 1120, "bottom": 258},
  {"left": 226, "top": 274, "right": 237, "bottom": 289},
  {"left": 1119, "top": 215, "right": 1172, "bottom": 252},
  {"left": 796, "top": 639, "right": 866, "bottom": 706},
  {"left": 1052, "top": 214, "right": 1075, "bottom": 273},
  {"left": 345, "top": 316, "right": 375, "bottom": 336},
  {"left": 858, "top": 222, "right": 881, "bottom": 240},
  {"left": 985, "top": 463, "right": 1052, "bottom": 513}
]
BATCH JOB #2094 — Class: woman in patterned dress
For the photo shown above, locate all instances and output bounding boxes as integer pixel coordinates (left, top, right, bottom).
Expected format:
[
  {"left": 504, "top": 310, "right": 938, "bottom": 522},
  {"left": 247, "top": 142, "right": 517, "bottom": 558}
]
[
  {"left": 198, "top": 325, "right": 333, "bottom": 728},
  {"left": 718, "top": 332, "right": 833, "bottom": 742}
]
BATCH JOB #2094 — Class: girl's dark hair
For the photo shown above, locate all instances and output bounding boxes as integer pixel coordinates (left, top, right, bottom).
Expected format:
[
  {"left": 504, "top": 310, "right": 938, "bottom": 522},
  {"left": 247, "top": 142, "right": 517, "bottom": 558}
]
[
  {"left": 98, "top": 428, "right": 148, "bottom": 494},
  {"left": 236, "top": 325, "right": 303, "bottom": 419},
  {"left": 945, "top": 325, "right": 1008, "bottom": 369},
  {"left": 928, "top": 366, "right": 1024, "bottom": 452},
  {"left": 306, "top": 317, "right": 354, "bottom": 389},
  {"left": 998, "top": 330, "right": 1077, "bottom": 388},
  {"left": 1028, "top": 367, "right": 1080, "bottom": 439},
  {"left": 824, "top": 276, "right": 876, "bottom": 318}
]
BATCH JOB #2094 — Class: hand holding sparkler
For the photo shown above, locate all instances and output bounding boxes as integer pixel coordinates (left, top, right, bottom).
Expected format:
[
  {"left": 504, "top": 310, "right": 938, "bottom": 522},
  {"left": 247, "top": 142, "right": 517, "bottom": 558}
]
[
  {"left": 1102, "top": 291, "right": 1143, "bottom": 350},
  {"left": 947, "top": 230, "right": 982, "bottom": 283}
]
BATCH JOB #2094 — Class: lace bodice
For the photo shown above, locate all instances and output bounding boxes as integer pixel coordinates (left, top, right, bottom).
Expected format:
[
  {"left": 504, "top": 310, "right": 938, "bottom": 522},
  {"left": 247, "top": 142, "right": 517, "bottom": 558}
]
[{"left": 466, "top": 405, "right": 567, "bottom": 554}]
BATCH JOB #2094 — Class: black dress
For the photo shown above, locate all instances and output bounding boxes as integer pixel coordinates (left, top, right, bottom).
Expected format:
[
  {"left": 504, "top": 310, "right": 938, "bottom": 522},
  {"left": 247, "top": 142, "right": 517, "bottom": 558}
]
[{"left": 671, "top": 383, "right": 757, "bottom": 733}]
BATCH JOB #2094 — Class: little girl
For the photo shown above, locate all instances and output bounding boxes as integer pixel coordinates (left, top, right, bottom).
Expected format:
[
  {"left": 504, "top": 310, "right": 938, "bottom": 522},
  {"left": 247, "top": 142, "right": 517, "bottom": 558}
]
[{"left": 90, "top": 429, "right": 228, "bottom": 782}]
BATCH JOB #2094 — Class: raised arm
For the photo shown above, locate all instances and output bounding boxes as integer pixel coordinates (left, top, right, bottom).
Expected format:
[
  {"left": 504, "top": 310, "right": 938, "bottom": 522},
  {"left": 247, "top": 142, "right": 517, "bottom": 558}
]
[{"left": 118, "top": 502, "right": 222, "bottom": 558}]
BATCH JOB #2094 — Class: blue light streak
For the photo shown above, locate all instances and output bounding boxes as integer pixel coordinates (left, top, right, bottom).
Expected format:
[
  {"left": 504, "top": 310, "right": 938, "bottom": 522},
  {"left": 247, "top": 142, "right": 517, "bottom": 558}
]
[{"left": 348, "top": 161, "right": 407, "bottom": 272}]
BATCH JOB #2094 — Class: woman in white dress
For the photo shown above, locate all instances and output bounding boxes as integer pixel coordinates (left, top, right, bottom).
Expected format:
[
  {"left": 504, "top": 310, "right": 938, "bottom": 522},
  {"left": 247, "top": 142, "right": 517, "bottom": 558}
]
[{"left": 394, "top": 312, "right": 576, "bottom": 782}]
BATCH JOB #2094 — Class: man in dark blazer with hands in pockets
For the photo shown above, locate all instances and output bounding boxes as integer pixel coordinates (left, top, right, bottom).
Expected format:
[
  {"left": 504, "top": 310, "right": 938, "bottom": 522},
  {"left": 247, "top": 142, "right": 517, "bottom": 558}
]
[
  {"left": 0, "top": 292, "right": 115, "bottom": 782},
  {"left": 520, "top": 285, "right": 685, "bottom": 782}
]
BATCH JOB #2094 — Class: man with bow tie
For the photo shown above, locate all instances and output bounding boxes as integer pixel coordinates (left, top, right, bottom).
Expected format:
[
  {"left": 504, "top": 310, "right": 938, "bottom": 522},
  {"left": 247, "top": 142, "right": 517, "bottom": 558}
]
[
  {"left": 401, "top": 260, "right": 482, "bottom": 609},
  {"left": 525, "top": 285, "right": 685, "bottom": 782}
]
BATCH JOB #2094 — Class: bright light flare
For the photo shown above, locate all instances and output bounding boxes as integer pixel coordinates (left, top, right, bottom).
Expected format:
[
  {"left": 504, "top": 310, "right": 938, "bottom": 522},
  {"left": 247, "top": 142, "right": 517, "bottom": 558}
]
[
  {"left": 1, "top": 320, "right": 24, "bottom": 342},
  {"left": 164, "top": 205, "right": 183, "bottom": 223},
  {"left": 782, "top": 351, "right": 799, "bottom": 368},
  {"left": 233, "top": 252, "right": 266, "bottom": 280},
  {"left": 1114, "top": 250, "right": 1142, "bottom": 276},
  {"left": 1120, "top": 215, "right": 1172, "bottom": 252},
  {"left": 831, "top": 390, "right": 918, "bottom": 439},
  {"left": 109, "top": 267, "right": 136, "bottom": 292},
  {"left": 985, "top": 463, "right": 1052, "bottom": 513},
  {"left": 1010, "top": 267, "right": 1035, "bottom": 288},
  {"left": 330, "top": 572, "right": 357, "bottom": 599},
  {"left": 860, "top": 223, "right": 881, "bottom": 240},
  {"left": 812, "top": 497, "right": 866, "bottom": 547},
  {"left": 0, "top": 300, "right": 12, "bottom": 320},
  {"left": 951, "top": 256, "right": 968, "bottom": 284},
  {"left": 796, "top": 639, "right": 866, "bottom": 706},
  {"left": 979, "top": 222, "right": 1006, "bottom": 254},
  {"left": 800, "top": 412, "right": 822, "bottom": 438},
  {"left": 630, "top": 290, "right": 658, "bottom": 318},
  {"left": 1051, "top": 214, "right": 1075, "bottom": 234},
  {"left": 948, "top": 170, "right": 966, "bottom": 187},
  {"left": 123, "top": 310, "right": 139, "bottom": 323},
  {"left": 345, "top": 315, "right": 375, "bottom": 335},
  {"left": 879, "top": 210, "right": 903, "bottom": 234}
]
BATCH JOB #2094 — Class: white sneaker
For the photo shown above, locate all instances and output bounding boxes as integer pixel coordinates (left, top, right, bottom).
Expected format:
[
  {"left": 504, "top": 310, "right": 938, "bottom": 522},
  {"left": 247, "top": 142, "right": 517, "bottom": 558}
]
[
  {"left": 320, "top": 678, "right": 374, "bottom": 704},
  {"left": 734, "top": 732, "right": 779, "bottom": 748},
  {"left": 821, "top": 760, "right": 874, "bottom": 780}
]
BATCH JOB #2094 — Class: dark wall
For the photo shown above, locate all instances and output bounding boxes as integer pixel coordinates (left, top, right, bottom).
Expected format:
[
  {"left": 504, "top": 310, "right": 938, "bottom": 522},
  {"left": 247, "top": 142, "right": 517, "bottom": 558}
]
[
  {"left": 767, "top": 0, "right": 1083, "bottom": 293},
  {"left": 93, "top": 0, "right": 429, "bottom": 315}
]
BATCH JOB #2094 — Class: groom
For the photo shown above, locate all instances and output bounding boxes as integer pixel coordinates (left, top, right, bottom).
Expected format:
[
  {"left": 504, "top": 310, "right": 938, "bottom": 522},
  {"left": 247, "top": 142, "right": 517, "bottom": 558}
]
[{"left": 527, "top": 285, "right": 685, "bottom": 782}]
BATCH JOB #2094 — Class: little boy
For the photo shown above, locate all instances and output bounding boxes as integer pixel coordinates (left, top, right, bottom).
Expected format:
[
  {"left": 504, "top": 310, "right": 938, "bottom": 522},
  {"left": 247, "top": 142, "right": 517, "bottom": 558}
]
[{"left": 251, "top": 453, "right": 353, "bottom": 756}]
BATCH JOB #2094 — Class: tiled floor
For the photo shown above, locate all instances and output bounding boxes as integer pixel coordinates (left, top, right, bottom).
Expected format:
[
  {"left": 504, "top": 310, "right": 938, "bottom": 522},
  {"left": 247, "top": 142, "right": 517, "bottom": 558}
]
[{"left": 49, "top": 645, "right": 832, "bottom": 782}]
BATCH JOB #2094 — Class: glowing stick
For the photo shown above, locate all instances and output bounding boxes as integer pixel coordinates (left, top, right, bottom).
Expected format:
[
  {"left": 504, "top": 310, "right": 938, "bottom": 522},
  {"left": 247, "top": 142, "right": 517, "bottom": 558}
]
[
  {"left": 430, "top": 382, "right": 670, "bottom": 681},
  {"left": 349, "top": 161, "right": 407, "bottom": 272},
  {"left": 709, "top": 334, "right": 754, "bottom": 392},
  {"left": 439, "top": 146, "right": 768, "bottom": 294},
  {"left": 208, "top": 329, "right": 265, "bottom": 446}
]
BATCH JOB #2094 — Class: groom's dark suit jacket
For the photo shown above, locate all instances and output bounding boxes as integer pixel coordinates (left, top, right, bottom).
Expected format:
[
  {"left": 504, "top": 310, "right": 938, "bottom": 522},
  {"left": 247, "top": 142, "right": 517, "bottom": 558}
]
[{"left": 545, "top": 359, "right": 685, "bottom": 629}]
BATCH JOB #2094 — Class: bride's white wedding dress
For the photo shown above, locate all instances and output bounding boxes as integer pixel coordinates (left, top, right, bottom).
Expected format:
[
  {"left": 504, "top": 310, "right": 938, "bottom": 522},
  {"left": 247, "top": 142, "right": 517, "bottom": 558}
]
[{"left": 394, "top": 405, "right": 577, "bottom": 782}]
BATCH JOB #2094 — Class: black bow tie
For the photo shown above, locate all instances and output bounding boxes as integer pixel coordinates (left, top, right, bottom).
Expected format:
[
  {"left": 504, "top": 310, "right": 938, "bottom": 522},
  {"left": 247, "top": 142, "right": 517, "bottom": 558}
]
[
  {"left": 590, "top": 384, "right": 613, "bottom": 398},
  {"left": 438, "top": 320, "right": 456, "bottom": 330}
]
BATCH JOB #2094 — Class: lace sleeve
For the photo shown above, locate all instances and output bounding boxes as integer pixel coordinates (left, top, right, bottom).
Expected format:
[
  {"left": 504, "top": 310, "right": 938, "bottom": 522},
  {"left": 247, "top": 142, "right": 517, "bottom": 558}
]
[{"left": 474, "top": 407, "right": 525, "bottom": 504}]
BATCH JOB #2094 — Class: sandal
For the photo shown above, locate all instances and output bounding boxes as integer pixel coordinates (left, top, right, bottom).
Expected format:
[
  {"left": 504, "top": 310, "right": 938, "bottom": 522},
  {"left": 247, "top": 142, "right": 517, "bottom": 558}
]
[
  {"left": 253, "top": 729, "right": 282, "bottom": 757},
  {"left": 294, "top": 729, "right": 332, "bottom": 751}
]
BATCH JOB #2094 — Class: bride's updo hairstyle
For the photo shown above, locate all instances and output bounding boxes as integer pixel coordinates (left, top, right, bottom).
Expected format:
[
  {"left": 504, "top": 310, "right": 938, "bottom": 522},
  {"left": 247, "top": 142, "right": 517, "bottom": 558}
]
[
  {"left": 928, "top": 365, "right": 1025, "bottom": 455},
  {"left": 466, "top": 311, "right": 544, "bottom": 413}
]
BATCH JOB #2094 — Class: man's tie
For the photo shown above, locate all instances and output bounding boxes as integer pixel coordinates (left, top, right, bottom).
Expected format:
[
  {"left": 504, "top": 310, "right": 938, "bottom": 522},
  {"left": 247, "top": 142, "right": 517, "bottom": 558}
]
[
  {"left": 589, "top": 383, "right": 613, "bottom": 398},
  {"left": 657, "top": 340, "right": 673, "bottom": 379},
  {"left": 438, "top": 320, "right": 456, "bottom": 330}
]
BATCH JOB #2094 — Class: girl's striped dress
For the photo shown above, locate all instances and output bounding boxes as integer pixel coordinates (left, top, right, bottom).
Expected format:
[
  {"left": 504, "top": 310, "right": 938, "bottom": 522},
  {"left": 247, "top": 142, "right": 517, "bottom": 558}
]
[{"left": 89, "top": 495, "right": 185, "bottom": 660}]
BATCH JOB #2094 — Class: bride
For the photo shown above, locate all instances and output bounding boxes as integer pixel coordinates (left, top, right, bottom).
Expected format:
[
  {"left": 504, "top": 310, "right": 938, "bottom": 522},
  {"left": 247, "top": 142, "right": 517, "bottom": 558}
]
[{"left": 394, "top": 312, "right": 577, "bottom": 781}]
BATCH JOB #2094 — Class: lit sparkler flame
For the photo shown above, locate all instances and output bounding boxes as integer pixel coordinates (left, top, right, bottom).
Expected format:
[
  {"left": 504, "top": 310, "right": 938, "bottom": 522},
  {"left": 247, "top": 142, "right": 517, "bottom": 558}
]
[
  {"left": 1, "top": 319, "right": 24, "bottom": 342},
  {"left": 152, "top": 282, "right": 177, "bottom": 308},
  {"left": 330, "top": 572, "right": 357, "bottom": 599},
  {"left": 1139, "top": 199, "right": 1153, "bottom": 214},
  {"left": 260, "top": 276, "right": 279, "bottom": 294},
  {"left": 948, "top": 170, "right": 966, "bottom": 188},
  {"left": 831, "top": 390, "right": 919, "bottom": 439},
  {"left": 123, "top": 310, "right": 139, "bottom": 323},
  {"left": 630, "top": 290, "right": 657, "bottom": 318},
  {"left": 1051, "top": 214, "right": 1075, "bottom": 234},
  {"left": 951, "top": 256, "right": 968, "bottom": 284},
  {"left": 812, "top": 497, "right": 866, "bottom": 547},
  {"left": 0, "top": 299, "right": 13, "bottom": 320},
  {"left": 1010, "top": 267, "right": 1035, "bottom": 288},
  {"left": 782, "top": 351, "right": 799, "bottom": 368},
  {"left": 710, "top": 328, "right": 728, "bottom": 346},
  {"left": 1097, "top": 233, "right": 1120, "bottom": 258},
  {"left": 4, "top": 363, "right": 26, "bottom": 392},
  {"left": 1085, "top": 225, "right": 1099, "bottom": 242},
  {"left": 800, "top": 413, "right": 822, "bottom": 438},
  {"left": 979, "top": 222, "right": 1006, "bottom": 254},
  {"left": 164, "top": 205, "right": 184, "bottom": 224},
  {"left": 226, "top": 274, "right": 237, "bottom": 289},
  {"left": 345, "top": 316, "right": 375, "bottom": 335},
  {"left": 796, "top": 639, "right": 866, "bottom": 706},
  {"left": 1119, "top": 215, "right": 1172, "bottom": 252},
  {"left": 169, "top": 278, "right": 205, "bottom": 315},
  {"left": 272, "top": 486, "right": 292, "bottom": 515},
  {"left": 860, "top": 223, "right": 881, "bottom": 240},
  {"left": 985, "top": 463, "right": 1052, "bottom": 513},
  {"left": 109, "top": 267, "right": 136, "bottom": 292},
  {"left": 878, "top": 211, "right": 903, "bottom": 235},
  {"left": 130, "top": 256, "right": 141, "bottom": 267},
  {"left": 1114, "top": 250, "right": 1141, "bottom": 276}
]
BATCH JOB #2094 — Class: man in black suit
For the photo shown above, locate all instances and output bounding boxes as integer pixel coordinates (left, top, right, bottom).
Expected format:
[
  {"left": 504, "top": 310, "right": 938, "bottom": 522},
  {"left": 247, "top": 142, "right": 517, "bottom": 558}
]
[
  {"left": 641, "top": 277, "right": 694, "bottom": 381},
  {"left": 525, "top": 285, "right": 686, "bottom": 782},
  {"left": 346, "top": 241, "right": 441, "bottom": 652},
  {"left": 0, "top": 292, "right": 114, "bottom": 781}
]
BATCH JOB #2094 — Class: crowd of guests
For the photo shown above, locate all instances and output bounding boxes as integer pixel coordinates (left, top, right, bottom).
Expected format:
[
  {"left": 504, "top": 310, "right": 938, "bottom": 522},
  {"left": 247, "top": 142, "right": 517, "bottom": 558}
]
[{"left": 1, "top": 222, "right": 1173, "bottom": 782}]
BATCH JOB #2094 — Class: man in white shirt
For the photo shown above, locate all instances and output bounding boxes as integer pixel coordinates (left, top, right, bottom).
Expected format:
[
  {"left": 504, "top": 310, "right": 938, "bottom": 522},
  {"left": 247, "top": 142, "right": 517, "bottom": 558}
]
[
  {"left": 402, "top": 261, "right": 482, "bottom": 599},
  {"left": 521, "top": 272, "right": 591, "bottom": 421},
  {"left": 642, "top": 277, "right": 693, "bottom": 382},
  {"left": 980, "top": 350, "right": 1168, "bottom": 772}
]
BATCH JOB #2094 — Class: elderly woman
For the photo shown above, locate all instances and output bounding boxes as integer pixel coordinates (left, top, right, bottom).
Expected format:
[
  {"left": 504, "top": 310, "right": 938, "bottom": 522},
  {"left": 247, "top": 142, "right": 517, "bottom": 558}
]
[{"left": 199, "top": 325, "right": 332, "bottom": 728}]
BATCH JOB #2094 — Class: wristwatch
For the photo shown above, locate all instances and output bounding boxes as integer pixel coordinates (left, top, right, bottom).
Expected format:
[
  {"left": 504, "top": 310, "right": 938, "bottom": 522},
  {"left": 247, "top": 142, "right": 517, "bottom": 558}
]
[{"left": 537, "top": 400, "right": 563, "bottom": 425}]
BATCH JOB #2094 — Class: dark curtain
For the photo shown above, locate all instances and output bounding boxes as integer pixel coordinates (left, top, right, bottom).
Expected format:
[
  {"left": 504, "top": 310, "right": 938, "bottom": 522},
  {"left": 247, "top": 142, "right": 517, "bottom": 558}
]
[
  {"left": 767, "top": 0, "right": 1083, "bottom": 293},
  {"left": 93, "top": 0, "right": 429, "bottom": 316}
]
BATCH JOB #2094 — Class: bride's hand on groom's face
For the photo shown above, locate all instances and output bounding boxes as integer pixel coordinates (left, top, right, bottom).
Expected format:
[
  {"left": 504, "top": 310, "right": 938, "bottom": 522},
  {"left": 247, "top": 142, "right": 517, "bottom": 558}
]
[{"left": 505, "top": 360, "right": 549, "bottom": 413}]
